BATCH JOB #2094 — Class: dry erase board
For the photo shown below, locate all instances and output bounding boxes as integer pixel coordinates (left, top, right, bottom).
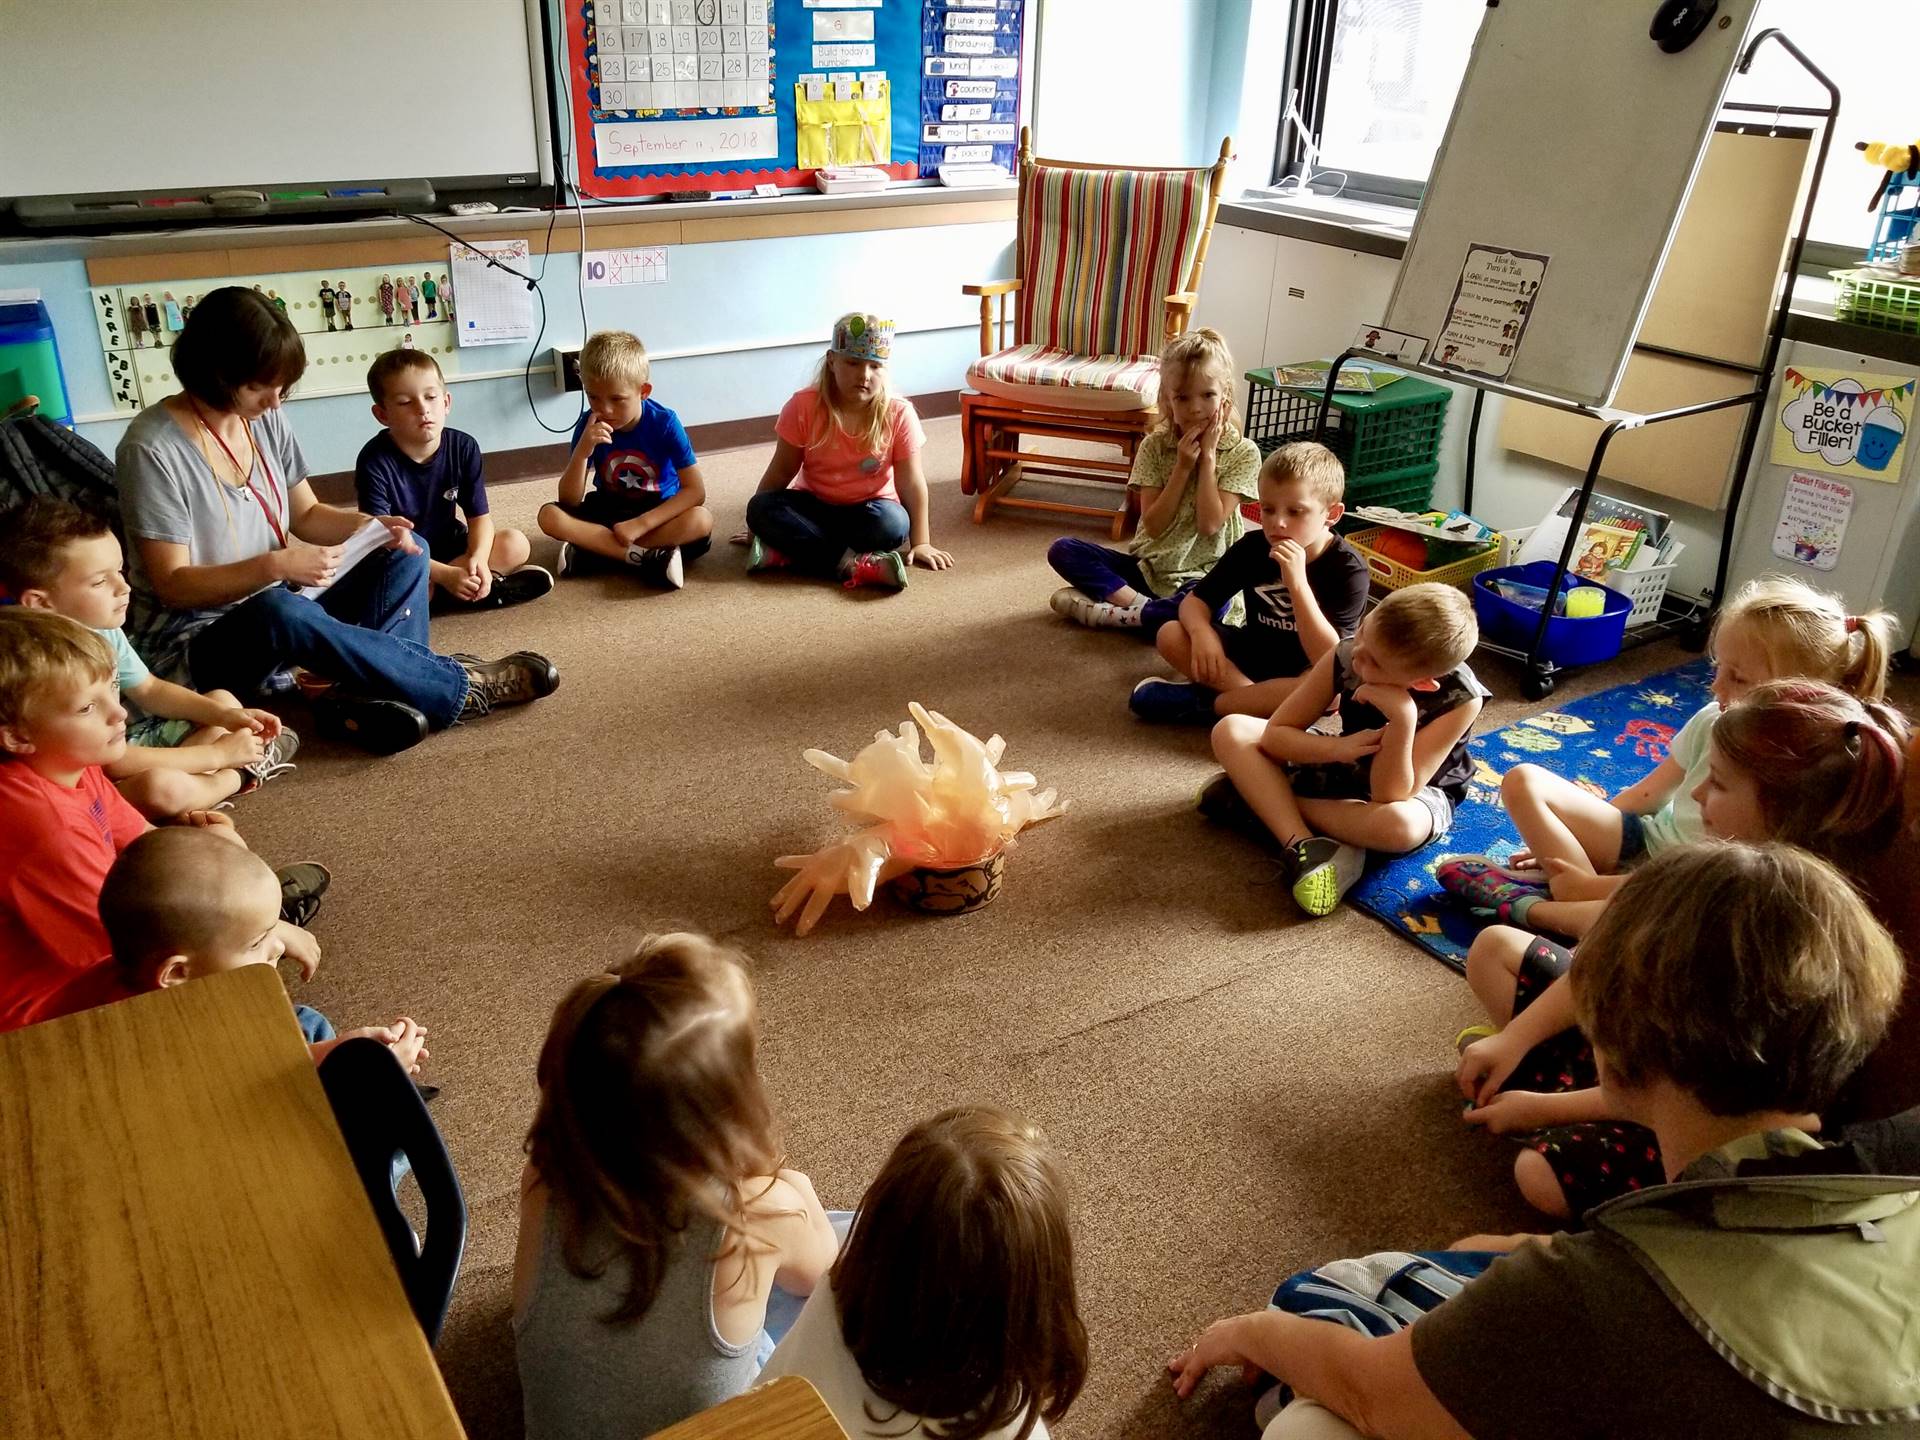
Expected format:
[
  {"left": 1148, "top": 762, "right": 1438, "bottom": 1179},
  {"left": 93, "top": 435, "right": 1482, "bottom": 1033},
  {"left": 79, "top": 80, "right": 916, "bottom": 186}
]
[
  {"left": 1383, "top": 0, "right": 1765, "bottom": 409},
  {"left": 569, "top": 0, "right": 931, "bottom": 195}
]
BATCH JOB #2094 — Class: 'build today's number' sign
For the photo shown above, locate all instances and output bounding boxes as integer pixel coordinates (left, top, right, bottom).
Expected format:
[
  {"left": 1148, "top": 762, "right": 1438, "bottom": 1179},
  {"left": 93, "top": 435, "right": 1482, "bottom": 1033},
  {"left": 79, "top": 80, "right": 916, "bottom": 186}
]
[{"left": 1772, "top": 365, "right": 1914, "bottom": 482}]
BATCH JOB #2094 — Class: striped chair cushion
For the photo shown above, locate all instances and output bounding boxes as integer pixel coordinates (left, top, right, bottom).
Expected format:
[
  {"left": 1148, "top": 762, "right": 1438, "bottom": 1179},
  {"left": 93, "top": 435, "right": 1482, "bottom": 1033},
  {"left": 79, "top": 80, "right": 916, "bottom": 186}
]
[
  {"left": 967, "top": 343, "right": 1160, "bottom": 413},
  {"left": 1016, "top": 162, "right": 1211, "bottom": 358}
]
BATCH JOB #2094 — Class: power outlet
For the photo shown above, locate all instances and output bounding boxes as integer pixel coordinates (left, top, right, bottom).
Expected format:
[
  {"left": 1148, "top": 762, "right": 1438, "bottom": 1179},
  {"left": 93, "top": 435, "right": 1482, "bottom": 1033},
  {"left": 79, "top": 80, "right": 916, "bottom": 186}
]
[{"left": 551, "top": 345, "right": 582, "bottom": 392}]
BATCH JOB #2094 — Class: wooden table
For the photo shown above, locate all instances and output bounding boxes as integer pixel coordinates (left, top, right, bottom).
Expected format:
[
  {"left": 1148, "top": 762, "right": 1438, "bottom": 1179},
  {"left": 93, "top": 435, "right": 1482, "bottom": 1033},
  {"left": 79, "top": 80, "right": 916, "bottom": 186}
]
[
  {"left": 0, "top": 965, "right": 466, "bottom": 1439},
  {"left": 652, "top": 1377, "right": 851, "bottom": 1439}
]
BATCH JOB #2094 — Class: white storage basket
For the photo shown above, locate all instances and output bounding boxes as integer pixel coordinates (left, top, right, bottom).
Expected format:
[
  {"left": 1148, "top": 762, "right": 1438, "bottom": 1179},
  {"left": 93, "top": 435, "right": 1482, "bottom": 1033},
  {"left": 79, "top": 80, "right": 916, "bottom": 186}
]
[{"left": 1497, "top": 526, "right": 1675, "bottom": 627}]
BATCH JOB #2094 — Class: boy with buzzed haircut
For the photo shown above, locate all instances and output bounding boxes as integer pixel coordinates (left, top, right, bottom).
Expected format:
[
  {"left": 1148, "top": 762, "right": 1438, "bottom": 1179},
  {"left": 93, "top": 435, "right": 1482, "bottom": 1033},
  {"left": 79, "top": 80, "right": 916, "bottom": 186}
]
[
  {"left": 355, "top": 348, "right": 553, "bottom": 611},
  {"left": 537, "top": 330, "right": 715, "bottom": 589},
  {"left": 1204, "top": 582, "right": 1488, "bottom": 917},
  {"left": 1131, "top": 441, "right": 1370, "bottom": 723},
  {"left": 0, "top": 496, "right": 298, "bottom": 818},
  {"left": 29, "top": 828, "right": 428, "bottom": 1077}
]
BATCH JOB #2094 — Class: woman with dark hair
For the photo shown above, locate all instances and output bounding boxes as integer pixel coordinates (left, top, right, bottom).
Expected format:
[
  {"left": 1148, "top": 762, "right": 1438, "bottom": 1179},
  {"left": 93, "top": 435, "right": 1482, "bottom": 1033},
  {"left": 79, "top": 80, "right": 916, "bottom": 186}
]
[{"left": 116, "top": 286, "right": 556, "bottom": 753}]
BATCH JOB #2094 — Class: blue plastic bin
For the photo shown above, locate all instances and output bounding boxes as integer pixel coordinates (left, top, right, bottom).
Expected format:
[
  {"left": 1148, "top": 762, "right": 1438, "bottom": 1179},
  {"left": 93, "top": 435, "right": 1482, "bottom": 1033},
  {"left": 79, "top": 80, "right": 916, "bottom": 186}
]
[
  {"left": 1472, "top": 562, "right": 1631, "bottom": 667},
  {"left": 0, "top": 301, "right": 71, "bottom": 426}
]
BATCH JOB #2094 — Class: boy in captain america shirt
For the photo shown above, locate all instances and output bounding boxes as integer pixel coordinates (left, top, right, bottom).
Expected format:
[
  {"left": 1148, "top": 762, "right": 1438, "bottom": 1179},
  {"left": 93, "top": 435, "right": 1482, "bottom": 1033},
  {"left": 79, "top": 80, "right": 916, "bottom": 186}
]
[{"left": 535, "top": 330, "right": 714, "bottom": 589}]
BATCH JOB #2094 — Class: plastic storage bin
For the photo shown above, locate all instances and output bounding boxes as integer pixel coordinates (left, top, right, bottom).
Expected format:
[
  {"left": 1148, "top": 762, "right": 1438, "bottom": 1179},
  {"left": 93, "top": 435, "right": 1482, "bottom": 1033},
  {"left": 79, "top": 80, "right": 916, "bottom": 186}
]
[
  {"left": 1242, "top": 366, "right": 1450, "bottom": 512},
  {"left": 0, "top": 301, "right": 71, "bottom": 426},
  {"left": 1496, "top": 526, "right": 1676, "bottom": 627},
  {"left": 1831, "top": 269, "right": 1920, "bottom": 335},
  {"left": 1348, "top": 526, "right": 1501, "bottom": 592},
  {"left": 1473, "top": 562, "right": 1632, "bottom": 667}
]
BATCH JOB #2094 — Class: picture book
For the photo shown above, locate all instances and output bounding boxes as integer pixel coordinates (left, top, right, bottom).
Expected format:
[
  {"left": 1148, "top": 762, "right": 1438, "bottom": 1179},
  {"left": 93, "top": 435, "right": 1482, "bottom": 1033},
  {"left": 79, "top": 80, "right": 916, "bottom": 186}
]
[{"left": 1269, "top": 360, "right": 1408, "bottom": 393}]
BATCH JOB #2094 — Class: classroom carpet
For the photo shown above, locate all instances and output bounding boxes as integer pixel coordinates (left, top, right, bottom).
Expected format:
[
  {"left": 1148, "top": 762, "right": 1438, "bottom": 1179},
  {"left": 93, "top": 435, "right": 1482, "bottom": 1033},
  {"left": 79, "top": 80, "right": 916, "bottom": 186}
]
[
  {"left": 233, "top": 418, "right": 1910, "bottom": 1440},
  {"left": 1345, "top": 657, "right": 1716, "bottom": 972}
]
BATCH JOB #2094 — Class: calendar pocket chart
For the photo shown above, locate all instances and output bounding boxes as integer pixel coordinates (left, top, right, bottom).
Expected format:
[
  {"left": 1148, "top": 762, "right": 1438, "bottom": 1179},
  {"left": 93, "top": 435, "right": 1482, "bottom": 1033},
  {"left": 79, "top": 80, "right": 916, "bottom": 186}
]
[{"left": 569, "top": 0, "right": 1011, "bottom": 195}]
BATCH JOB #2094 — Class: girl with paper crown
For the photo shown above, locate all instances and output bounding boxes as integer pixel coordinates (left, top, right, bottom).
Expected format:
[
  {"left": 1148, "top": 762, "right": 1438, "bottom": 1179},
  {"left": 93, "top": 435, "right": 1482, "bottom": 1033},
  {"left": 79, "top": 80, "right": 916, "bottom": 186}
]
[{"left": 743, "top": 312, "right": 954, "bottom": 591}]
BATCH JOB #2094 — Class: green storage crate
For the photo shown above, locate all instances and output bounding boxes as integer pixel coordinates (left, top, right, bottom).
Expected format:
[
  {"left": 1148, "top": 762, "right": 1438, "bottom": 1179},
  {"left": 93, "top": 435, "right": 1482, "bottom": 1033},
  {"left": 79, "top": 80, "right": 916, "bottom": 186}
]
[
  {"left": 1831, "top": 269, "right": 1920, "bottom": 335},
  {"left": 1243, "top": 366, "right": 1450, "bottom": 480}
]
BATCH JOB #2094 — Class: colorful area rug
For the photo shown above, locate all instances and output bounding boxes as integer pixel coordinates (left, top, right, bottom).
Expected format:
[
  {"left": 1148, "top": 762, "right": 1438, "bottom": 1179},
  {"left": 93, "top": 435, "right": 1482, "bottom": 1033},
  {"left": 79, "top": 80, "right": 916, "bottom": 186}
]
[{"left": 1347, "top": 659, "right": 1714, "bottom": 972}]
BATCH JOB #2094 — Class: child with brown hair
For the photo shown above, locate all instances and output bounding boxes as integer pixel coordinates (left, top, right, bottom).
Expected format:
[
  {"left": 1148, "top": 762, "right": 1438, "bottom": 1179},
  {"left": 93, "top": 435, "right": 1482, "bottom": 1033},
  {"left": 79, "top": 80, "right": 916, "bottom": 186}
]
[
  {"left": 744, "top": 312, "right": 953, "bottom": 591},
  {"left": 761, "top": 1104, "right": 1089, "bottom": 1440},
  {"left": 1456, "top": 679, "right": 1911, "bottom": 1220},
  {"left": 537, "top": 330, "right": 715, "bottom": 589},
  {"left": 1173, "top": 842, "right": 1914, "bottom": 1440},
  {"left": 0, "top": 496, "right": 297, "bottom": 818},
  {"left": 1045, "top": 326, "right": 1261, "bottom": 632},
  {"left": 1203, "top": 582, "right": 1487, "bottom": 917},
  {"left": 0, "top": 610, "right": 327, "bottom": 1031},
  {"left": 513, "top": 933, "right": 839, "bottom": 1439},
  {"left": 356, "top": 348, "right": 551, "bottom": 610},
  {"left": 1130, "top": 439, "right": 1370, "bottom": 723},
  {"left": 1440, "top": 574, "right": 1899, "bottom": 937}
]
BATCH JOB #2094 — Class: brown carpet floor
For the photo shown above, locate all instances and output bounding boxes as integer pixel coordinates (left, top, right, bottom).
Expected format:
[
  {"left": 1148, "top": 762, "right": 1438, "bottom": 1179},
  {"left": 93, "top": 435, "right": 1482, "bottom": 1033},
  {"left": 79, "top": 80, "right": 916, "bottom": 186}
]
[{"left": 229, "top": 417, "right": 1855, "bottom": 1438}]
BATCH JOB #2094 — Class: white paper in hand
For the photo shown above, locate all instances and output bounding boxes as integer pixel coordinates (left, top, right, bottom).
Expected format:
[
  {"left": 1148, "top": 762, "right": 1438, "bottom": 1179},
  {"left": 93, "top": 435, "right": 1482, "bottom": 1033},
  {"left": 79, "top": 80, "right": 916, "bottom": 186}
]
[{"left": 292, "top": 518, "right": 395, "bottom": 599}]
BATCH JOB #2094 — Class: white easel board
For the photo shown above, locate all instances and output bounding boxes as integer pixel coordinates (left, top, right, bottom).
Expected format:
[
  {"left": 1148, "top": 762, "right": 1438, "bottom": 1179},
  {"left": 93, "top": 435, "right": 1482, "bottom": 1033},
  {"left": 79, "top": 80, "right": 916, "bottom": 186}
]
[{"left": 1383, "top": 0, "right": 1763, "bottom": 409}]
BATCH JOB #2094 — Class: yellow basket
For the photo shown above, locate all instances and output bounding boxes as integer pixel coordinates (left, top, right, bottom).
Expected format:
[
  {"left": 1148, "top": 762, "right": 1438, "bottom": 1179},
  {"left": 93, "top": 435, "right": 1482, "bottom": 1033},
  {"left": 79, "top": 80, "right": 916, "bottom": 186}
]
[{"left": 1348, "top": 526, "right": 1501, "bottom": 592}]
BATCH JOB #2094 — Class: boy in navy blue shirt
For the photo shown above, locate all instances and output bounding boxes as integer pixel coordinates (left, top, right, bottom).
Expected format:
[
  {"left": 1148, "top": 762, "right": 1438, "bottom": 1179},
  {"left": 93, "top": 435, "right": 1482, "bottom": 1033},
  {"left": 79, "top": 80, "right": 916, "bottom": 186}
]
[
  {"left": 535, "top": 330, "right": 714, "bottom": 589},
  {"left": 355, "top": 350, "right": 552, "bottom": 610}
]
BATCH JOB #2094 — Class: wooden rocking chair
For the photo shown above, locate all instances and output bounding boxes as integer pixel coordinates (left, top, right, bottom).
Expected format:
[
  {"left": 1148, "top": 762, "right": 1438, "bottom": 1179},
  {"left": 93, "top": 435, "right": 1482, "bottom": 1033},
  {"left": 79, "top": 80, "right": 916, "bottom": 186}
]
[{"left": 958, "top": 128, "right": 1232, "bottom": 537}]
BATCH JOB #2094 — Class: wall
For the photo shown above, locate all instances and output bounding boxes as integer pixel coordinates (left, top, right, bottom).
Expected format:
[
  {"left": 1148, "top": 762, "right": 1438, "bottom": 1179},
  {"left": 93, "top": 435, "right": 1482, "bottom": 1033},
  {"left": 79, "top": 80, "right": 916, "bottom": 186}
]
[
  {"left": 1031, "top": 0, "right": 1223, "bottom": 166},
  {"left": 1, "top": 219, "right": 1013, "bottom": 477}
]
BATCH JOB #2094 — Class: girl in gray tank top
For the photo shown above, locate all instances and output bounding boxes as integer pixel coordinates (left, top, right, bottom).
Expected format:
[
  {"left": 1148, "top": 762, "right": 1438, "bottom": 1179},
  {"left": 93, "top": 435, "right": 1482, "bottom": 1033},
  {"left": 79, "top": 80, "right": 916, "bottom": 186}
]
[{"left": 513, "top": 934, "right": 838, "bottom": 1440}]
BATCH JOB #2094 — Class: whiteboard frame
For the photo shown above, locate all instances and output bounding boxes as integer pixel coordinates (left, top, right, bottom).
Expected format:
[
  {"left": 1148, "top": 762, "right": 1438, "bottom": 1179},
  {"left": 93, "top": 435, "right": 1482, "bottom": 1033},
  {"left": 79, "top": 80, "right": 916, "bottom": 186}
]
[{"left": 1383, "top": 0, "right": 1763, "bottom": 410}]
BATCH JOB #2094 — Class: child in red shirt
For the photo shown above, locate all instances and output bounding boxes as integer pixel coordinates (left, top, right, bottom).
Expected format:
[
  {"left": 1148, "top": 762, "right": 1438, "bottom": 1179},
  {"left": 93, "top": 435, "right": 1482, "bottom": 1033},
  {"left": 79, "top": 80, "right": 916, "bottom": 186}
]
[
  {"left": 743, "top": 313, "right": 954, "bottom": 591},
  {"left": 0, "top": 610, "right": 151, "bottom": 1029},
  {"left": 29, "top": 828, "right": 428, "bottom": 1076}
]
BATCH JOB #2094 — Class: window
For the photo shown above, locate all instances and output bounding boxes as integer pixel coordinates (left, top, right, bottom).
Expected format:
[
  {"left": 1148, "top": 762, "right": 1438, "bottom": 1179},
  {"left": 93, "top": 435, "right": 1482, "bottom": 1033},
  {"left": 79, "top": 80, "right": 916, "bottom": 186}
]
[
  {"left": 1274, "top": 0, "right": 1481, "bottom": 199},
  {"left": 1274, "top": 0, "right": 1900, "bottom": 252}
]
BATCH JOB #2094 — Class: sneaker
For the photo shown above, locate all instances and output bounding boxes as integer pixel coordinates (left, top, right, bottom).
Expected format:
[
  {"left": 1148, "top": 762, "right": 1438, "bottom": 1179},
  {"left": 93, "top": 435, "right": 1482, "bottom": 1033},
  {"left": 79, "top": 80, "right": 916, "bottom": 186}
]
[
  {"left": 237, "top": 727, "right": 300, "bottom": 794},
  {"left": 1128, "top": 677, "right": 1219, "bottom": 724},
  {"left": 456, "top": 650, "right": 560, "bottom": 717},
  {"left": 494, "top": 565, "right": 555, "bottom": 607},
  {"left": 276, "top": 861, "right": 331, "bottom": 928},
  {"left": 1291, "top": 836, "right": 1366, "bottom": 917},
  {"left": 843, "top": 550, "right": 907, "bottom": 590},
  {"left": 1050, "top": 586, "right": 1146, "bottom": 629},
  {"left": 628, "top": 544, "right": 685, "bottom": 589},
  {"left": 1195, "top": 773, "right": 1282, "bottom": 851},
  {"left": 746, "top": 536, "right": 790, "bottom": 573},
  {"left": 1434, "top": 854, "right": 1550, "bottom": 923},
  {"left": 314, "top": 694, "right": 429, "bottom": 755},
  {"left": 258, "top": 665, "right": 302, "bottom": 701},
  {"left": 555, "top": 541, "right": 583, "bottom": 578}
]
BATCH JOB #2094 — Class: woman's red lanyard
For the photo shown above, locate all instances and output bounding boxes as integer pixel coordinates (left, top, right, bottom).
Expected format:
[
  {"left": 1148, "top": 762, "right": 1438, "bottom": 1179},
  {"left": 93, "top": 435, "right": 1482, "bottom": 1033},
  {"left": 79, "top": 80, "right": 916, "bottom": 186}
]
[{"left": 191, "top": 401, "right": 285, "bottom": 546}]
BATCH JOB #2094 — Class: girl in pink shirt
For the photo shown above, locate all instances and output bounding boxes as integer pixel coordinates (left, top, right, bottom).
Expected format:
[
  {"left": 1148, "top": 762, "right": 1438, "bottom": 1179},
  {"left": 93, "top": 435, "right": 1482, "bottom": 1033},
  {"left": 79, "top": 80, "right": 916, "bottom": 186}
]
[{"left": 744, "top": 313, "right": 954, "bottom": 590}]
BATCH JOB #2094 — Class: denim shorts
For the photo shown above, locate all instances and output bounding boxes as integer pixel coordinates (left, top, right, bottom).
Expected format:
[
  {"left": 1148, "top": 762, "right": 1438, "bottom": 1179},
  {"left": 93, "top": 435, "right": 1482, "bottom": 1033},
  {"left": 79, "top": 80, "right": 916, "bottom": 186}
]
[{"left": 1617, "top": 811, "right": 1649, "bottom": 865}]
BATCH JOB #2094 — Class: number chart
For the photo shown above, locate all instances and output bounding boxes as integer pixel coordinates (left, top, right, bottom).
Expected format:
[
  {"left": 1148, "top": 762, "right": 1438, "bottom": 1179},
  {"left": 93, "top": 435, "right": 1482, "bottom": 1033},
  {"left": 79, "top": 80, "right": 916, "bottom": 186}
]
[{"left": 569, "top": 0, "right": 942, "bottom": 196}]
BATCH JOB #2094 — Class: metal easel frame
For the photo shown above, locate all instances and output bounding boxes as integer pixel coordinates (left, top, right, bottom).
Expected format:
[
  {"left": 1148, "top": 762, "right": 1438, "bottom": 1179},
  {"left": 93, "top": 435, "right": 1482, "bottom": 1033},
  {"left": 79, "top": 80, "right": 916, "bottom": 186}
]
[{"left": 1313, "top": 29, "right": 1837, "bottom": 700}]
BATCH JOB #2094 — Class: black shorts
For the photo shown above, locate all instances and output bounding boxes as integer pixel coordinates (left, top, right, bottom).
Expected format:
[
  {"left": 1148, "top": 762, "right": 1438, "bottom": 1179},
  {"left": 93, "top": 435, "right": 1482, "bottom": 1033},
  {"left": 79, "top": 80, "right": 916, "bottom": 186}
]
[
  {"left": 562, "top": 489, "right": 669, "bottom": 529},
  {"left": 1216, "top": 620, "right": 1289, "bottom": 684},
  {"left": 427, "top": 519, "right": 471, "bottom": 564}
]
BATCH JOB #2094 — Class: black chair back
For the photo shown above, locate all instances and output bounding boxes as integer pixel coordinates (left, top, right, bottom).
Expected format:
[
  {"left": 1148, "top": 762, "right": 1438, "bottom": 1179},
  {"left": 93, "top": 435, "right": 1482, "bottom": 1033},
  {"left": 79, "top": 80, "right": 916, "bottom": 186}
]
[{"left": 318, "top": 1038, "right": 467, "bottom": 1343}]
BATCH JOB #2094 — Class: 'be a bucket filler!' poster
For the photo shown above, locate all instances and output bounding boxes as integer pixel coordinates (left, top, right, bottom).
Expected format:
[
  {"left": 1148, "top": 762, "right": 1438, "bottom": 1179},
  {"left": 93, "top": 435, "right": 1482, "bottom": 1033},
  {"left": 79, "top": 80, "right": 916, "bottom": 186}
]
[{"left": 1772, "top": 366, "right": 1914, "bottom": 481}]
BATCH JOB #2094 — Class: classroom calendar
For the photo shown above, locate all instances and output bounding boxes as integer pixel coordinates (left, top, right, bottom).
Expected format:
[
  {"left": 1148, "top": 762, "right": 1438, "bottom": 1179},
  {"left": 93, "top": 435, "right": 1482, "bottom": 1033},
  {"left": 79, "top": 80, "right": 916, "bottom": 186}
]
[{"left": 592, "top": 0, "right": 775, "bottom": 114}]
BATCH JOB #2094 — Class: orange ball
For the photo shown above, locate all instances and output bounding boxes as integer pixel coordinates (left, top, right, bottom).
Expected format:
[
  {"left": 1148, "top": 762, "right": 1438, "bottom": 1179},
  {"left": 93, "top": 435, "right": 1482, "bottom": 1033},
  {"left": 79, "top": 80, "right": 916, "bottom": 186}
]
[{"left": 1371, "top": 528, "right": 1430, "bottom": 571}]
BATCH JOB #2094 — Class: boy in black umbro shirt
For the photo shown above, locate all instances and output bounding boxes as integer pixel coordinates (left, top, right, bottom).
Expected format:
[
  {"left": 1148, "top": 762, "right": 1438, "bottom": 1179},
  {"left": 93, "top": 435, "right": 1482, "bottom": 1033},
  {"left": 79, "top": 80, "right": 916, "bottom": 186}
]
[{"left": 1131, "top": 441, "right": 1369, "bottom": 724}]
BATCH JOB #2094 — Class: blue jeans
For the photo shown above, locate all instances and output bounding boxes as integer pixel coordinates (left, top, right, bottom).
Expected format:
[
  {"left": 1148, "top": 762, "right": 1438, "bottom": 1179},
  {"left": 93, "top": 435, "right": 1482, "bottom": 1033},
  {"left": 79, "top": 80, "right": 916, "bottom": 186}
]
[
  {"left": 746, "top": 490, "right": 909, "bottom": 577},
  {"left": 755, "top": 1209, "right": 855, "bottom": 1366},
  {"left": 295, "top": 1004, "right": 334, "bottom": 1043},
  {"left": 1046, "top": 537, "right": 1199, "bottom": 633},
  {"left": 186, "top": 544, "right": 469, "bottom": 728}
]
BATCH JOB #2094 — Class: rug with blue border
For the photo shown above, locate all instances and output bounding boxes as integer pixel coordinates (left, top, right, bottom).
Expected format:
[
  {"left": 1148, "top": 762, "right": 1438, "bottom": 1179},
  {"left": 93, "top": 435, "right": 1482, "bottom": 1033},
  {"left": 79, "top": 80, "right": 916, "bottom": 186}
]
[{"left": 1347, "top": 659, "right": 1714, "bottom": 972}]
